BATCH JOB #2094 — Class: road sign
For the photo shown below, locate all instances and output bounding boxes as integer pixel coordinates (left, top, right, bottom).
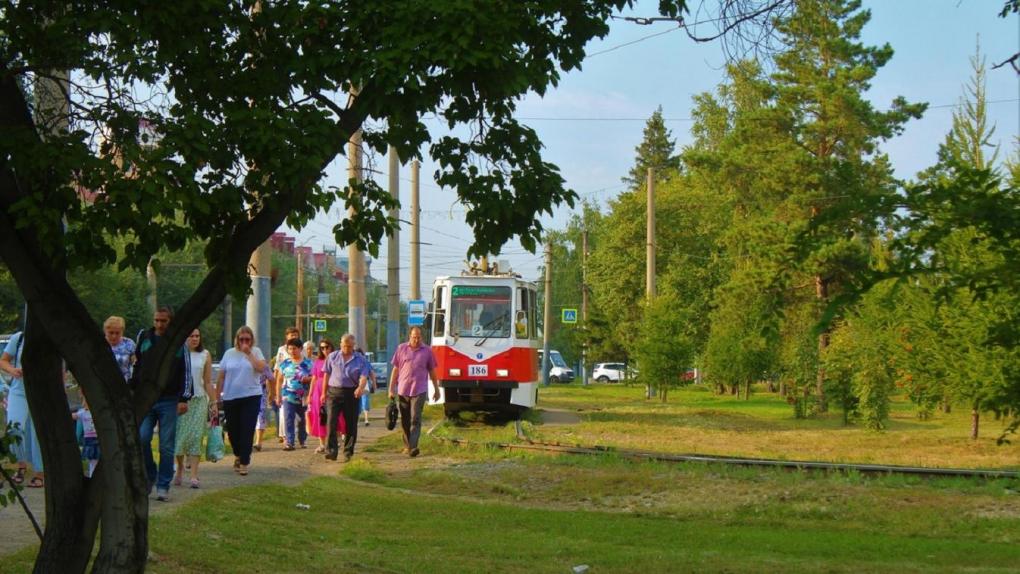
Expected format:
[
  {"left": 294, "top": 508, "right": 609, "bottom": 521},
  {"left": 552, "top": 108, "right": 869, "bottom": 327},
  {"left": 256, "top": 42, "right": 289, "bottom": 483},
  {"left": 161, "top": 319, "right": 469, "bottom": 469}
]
[
  {"left": 313, "top": 319, "right": 327, "bottom": 333},
  {"left": 408, "top": 299, "right": 426, "bottom": 326},
  {"left": 562, "top": 308, "right": 578, "bottom": 324}
]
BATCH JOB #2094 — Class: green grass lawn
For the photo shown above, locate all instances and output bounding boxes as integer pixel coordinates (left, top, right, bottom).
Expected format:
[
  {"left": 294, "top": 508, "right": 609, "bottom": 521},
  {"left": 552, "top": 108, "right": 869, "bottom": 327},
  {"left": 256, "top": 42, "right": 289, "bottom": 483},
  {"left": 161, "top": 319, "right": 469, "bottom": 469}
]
[
  {"left": 5, "top": 449, "right": 1018, "bottom": 573},
  {"left": 512, "top": 383, "right": 1020, "bottom": 470},
  {"left": 4, "top": 385, "right": 1020, "bottom": 572}
]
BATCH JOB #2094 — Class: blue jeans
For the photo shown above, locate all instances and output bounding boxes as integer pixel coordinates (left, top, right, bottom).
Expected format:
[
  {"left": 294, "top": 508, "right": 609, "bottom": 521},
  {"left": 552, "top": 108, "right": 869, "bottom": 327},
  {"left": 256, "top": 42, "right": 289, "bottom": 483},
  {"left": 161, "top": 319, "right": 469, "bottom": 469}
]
[
  {"left": 139, "top": 398, "right": 179, "bottom": 491},
  {"left": 282, "top": 401, "right": 307, "bottom": 447}
]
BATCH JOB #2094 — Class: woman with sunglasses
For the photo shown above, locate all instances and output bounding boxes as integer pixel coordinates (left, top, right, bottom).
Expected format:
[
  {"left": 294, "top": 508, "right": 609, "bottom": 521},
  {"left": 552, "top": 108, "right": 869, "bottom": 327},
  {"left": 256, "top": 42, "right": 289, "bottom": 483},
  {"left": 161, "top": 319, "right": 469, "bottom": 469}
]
[
  {"left": 216, "top": 326, "right": 267, "bottom": 476},
  {"left": 307, "top": 338, "right": 334, "bottom": 453}
]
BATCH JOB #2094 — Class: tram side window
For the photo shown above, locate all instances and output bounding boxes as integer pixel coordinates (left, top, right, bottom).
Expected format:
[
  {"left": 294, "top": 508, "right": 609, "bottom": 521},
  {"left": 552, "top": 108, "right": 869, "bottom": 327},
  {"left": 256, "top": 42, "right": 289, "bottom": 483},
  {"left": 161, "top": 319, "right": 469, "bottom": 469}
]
[
  {"left": 516, "top": 287, "right": 529, "bottom": 338},
  {"left": 433, "top": 286, "right": 445, "bottom": 338},
  {"left": 528, "top": 289, "right": 537, "bottom": 340}
]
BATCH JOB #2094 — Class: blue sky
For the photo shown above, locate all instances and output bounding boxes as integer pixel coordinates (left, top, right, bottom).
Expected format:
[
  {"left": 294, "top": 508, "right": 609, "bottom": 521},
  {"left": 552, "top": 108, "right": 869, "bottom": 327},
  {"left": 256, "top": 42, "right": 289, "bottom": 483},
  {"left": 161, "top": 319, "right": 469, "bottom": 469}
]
[{"left": 290, "top": 0, "right": 1019, "bottom": 296}]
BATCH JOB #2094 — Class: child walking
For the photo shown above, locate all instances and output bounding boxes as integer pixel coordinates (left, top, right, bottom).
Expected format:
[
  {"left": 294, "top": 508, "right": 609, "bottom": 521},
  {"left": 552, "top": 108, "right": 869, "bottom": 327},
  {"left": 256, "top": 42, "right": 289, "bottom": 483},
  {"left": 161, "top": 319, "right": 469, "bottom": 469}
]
[{"left": 73, "top": 400, "right": 100, "bottom": 477}]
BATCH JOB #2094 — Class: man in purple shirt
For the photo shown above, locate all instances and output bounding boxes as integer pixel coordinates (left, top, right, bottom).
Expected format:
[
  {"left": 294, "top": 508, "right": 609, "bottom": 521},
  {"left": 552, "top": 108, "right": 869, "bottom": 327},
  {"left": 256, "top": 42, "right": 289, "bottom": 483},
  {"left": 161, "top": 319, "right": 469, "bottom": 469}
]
[
  {"left": 321, "top": 333, "right": 370, "bottom": 462},
  {"left": 387, "top": 326, "right": 440, "bottom": 457}
]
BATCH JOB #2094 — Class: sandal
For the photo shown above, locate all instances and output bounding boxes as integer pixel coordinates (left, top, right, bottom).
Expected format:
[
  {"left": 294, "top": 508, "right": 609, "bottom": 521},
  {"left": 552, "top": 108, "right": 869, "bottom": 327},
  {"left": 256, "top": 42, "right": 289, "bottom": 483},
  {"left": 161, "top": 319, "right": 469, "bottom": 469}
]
[
  {"left": 27, "top": 476, "right": 44, "bottom": 488},
  {"left": 12, "top": 468, "right": 25, "bottom": 485},
  {"left": 190, "top": 478, "right": 200, "bottom": 489},
  {"left": 173, "top": 475, "right": 183, "bottom": 486},
  {"left": 238, "top": 465, "right": 249, "bottom": 476},
  {"left": 233, "top": 458, "right": 241, "bottom": 473}
]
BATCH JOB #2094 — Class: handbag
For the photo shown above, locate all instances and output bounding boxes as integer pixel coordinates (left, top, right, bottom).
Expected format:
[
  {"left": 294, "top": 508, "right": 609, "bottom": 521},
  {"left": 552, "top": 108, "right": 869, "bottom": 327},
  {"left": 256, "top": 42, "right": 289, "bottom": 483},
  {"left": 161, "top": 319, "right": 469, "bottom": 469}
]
[
  {"left": 385, "top": 398, "right": 398, "bottom": 431},
  {"left": 319, "top": 403, "right": 328, "bottom": 423},
  {"left": 206, "top": 413, "right": 225, "bottom": 462}
]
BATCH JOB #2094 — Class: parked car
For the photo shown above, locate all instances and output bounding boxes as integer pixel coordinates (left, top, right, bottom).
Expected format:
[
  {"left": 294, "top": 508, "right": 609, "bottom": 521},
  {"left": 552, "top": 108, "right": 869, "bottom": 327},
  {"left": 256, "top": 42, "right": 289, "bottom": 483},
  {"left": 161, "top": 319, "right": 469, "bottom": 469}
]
[
  {"left": 592, "top": 362, "right": 636, "bottom": 383},
  {"left": 371, "top": 362, "right": 389, "bottom": 388}
]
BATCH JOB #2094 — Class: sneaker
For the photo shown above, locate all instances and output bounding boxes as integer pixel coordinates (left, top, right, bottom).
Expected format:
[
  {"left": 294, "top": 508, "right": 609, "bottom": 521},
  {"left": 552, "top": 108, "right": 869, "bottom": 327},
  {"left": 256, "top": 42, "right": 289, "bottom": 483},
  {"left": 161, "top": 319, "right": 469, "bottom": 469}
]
[
  {"left": 324, "top": 453, "right": 337, "bottom": 461},
  {"left": 409, "top": 448, "right": 420, "bottom": 458},
  {"left": 156, "top": 488, "right": 169, "bottom": 502},
  {"left": 283, "top": 444, "right": 295, "bottom": 451},
  {"left": 343, "top": 454, "right": 352, "bottom": 462}
]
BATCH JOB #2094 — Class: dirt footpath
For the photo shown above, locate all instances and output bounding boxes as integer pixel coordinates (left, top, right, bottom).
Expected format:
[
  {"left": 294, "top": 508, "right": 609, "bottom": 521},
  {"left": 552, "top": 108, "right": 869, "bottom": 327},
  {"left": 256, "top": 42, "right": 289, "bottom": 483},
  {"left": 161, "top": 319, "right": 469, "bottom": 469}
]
[{"left": 0, "top": 407, "right": 578, "bottom": 557}]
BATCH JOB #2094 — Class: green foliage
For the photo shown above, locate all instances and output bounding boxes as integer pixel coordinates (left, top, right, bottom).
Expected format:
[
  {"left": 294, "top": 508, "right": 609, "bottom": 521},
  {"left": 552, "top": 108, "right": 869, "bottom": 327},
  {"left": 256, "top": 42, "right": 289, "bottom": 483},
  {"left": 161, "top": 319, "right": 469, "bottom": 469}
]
[
  {"left": 824, "top": 282, "right": 900, "bottom": 429},
  {"left": 632, "top": 291, "right": 696, "bottom": 401},
  {"left": 621, "top": 105, "right": 680, "bottom": 188},
  {"left": 2, "top": 2, "right": 690, "bottom": 295},
  {"left": 0, "top": 422, "right": 23, "bottom": 508}
]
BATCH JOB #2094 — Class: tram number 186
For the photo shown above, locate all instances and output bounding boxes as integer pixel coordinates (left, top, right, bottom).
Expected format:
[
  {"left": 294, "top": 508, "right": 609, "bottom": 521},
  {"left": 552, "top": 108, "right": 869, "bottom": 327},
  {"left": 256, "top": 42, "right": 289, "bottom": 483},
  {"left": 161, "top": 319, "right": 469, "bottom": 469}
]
[{"left": 468, "top": 365, "right": 488, "bottom": 377}]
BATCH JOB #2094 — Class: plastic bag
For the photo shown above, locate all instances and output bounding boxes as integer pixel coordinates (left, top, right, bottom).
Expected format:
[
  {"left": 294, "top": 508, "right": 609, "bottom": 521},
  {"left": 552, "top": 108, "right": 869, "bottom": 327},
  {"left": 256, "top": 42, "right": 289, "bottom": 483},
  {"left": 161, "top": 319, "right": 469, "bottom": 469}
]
[{"left": 206, "top": 413, "right": 225, "bottom": 462}]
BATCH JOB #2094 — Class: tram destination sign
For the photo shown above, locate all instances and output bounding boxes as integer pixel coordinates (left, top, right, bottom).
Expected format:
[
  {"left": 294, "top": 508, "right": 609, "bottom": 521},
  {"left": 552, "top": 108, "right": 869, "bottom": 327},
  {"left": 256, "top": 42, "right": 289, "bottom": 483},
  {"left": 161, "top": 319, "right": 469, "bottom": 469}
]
[{"left": 451, "top": 285, "right": 507, "bottom": 297}]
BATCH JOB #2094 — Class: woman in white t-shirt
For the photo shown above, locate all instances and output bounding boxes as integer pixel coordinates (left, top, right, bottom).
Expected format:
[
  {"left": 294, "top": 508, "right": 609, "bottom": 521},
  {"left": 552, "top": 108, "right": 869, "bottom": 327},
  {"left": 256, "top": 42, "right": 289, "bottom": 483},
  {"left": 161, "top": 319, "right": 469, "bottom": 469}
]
[
  {"left": 174, "top": 329, "right": 214, "bottom": 488},
  {"left": 216, "top": 326, "right": 267, "bottom": 476}
]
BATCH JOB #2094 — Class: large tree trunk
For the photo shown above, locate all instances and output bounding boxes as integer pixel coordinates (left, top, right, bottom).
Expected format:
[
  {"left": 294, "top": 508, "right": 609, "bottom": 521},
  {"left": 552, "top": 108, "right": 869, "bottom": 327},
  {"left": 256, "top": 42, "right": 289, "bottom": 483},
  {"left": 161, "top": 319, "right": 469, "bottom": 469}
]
[{"left": 22, "top": 310, "right": 92, "bottom": 572}]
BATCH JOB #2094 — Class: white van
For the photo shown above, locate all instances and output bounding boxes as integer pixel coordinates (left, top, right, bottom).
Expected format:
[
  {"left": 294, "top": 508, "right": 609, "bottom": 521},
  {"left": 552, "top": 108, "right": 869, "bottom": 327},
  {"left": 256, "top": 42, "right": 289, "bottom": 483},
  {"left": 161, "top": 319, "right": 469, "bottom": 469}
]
[{"left": 538, "top": 349, "right": 574, "bottom": 384}]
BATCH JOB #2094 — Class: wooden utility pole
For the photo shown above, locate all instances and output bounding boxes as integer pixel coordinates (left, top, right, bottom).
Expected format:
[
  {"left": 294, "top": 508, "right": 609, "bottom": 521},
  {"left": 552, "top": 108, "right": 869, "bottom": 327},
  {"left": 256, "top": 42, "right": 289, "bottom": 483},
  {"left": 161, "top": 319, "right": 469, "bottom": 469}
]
[
  {"left": 541, "top": 240, "right": 552, "bottom": 386},
  {"left": 646, "top": 167, "right": 656, "bottom": 298},
  {"left": 645, "top": 167, "right": 656, "bottom": 399},
  {"left": 410, "top": 158, "right": 421, "bottom": 300},
  {"left": 387, "top": 146, "right": 401, "bottom": 362}
]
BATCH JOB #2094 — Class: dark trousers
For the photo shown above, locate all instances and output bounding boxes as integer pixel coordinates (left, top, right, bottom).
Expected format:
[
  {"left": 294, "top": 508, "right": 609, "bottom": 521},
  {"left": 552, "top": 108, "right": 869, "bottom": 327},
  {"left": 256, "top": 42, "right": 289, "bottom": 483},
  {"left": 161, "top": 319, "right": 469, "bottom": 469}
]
[
  {"left": 326, "top": 386, "right": 359, "bottom": 458},
  {"left": 223, "top": 394, "right": 261, "bottom": 465},
  {"left": 398, "top": 393, "right": 427, "bottom": 450}
]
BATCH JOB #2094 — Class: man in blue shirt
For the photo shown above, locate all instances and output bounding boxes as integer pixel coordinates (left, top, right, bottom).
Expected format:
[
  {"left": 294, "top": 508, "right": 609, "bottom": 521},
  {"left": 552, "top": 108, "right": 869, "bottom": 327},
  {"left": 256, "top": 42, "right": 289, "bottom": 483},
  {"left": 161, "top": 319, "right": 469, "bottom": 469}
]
[{"left": 320, "top": 333, "right": 370, "bottom": 462}]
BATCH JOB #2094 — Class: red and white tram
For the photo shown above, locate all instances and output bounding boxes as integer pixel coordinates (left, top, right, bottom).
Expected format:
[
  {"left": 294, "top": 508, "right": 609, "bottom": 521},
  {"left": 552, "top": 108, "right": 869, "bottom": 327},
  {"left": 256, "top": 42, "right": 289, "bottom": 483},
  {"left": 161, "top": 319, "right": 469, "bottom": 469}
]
[{"left": 427, "top": 270, "right": 539, "bottom": 416}]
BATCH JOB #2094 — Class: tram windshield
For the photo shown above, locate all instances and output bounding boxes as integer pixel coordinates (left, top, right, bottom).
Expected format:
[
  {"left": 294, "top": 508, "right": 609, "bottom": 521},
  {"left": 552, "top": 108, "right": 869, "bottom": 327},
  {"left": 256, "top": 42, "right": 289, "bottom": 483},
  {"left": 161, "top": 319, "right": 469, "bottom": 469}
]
[{"left": 450, "top": 285, "right": 512, "bottom": 339}]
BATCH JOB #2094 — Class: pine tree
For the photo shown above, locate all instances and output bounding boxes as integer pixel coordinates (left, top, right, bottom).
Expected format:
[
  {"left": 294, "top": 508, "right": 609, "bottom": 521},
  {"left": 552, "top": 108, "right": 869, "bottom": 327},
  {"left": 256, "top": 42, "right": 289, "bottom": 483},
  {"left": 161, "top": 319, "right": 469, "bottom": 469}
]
[{"left": 622, "top": 106, "right": 680, "bottom": 188}]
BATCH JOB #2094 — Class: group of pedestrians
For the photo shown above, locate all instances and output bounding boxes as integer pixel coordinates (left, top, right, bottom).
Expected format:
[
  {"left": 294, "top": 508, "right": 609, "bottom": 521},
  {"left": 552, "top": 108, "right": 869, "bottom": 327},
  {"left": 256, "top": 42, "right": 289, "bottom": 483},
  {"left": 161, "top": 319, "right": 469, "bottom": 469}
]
[{"left": 0, "top": 313, "right": 441, "bottom": 501}]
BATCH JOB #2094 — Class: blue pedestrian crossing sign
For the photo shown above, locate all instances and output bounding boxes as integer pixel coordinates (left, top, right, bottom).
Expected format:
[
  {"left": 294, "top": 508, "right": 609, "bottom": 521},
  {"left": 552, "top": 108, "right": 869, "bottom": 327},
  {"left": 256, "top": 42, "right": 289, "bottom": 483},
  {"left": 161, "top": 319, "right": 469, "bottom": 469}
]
[
  {"left": 562, "top": 308, "right": 578, "bottom": 324},
  {"left": 313, "top": 319, "right": 327, "bottom": 333}
]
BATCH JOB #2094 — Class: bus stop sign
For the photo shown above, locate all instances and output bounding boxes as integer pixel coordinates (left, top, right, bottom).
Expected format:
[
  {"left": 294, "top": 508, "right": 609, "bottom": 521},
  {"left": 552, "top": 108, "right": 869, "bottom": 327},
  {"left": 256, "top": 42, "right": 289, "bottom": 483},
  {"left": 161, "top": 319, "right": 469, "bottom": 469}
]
[{"left": 408, "top": 299, "right": 426, "bottom": 326}]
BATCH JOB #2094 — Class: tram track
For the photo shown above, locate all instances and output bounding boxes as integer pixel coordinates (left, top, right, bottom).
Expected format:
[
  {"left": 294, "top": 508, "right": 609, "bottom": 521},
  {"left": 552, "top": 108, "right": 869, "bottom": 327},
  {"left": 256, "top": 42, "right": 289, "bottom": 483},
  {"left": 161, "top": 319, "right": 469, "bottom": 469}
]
[{"left": 427, "top": 418, "right": 1020, "bottom": 480}]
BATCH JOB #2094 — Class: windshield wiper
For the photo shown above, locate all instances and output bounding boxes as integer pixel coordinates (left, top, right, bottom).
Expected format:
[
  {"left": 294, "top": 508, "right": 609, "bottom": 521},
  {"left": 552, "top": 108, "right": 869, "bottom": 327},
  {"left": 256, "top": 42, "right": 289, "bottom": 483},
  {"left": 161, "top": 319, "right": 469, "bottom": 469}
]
[{"left": 475, "top": 314, "right": 508, "bottom": 347}]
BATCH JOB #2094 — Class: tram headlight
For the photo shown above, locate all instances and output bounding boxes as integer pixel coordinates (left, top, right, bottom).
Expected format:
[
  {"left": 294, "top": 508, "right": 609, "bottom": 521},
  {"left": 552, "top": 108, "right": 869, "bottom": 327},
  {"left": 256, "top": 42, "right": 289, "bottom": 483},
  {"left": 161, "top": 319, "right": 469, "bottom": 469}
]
[
  {"left": 449, "top": 368, "right": 462, "bottom": 377},
  {"left": 496, "top": 369, "right": 509, "bottom": 377}
]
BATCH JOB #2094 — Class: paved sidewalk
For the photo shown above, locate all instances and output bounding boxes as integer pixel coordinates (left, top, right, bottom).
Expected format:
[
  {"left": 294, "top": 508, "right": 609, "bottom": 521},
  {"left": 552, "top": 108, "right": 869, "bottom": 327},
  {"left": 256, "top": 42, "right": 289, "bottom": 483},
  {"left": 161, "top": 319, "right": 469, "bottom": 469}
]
[{"left": 0, "top": 408, "right": 393, "bottom": 556}]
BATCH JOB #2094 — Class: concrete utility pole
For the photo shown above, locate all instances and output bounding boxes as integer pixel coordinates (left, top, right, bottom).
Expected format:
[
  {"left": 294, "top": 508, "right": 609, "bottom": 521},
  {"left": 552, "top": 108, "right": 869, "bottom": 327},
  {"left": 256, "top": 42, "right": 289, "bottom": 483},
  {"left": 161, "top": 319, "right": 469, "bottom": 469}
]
[
  {"left": 221, "top": 295, "right": 232, "bottom": 357},
  {"left": 581, "top": 229, "right": 589, "bottom": 386},
  {"left": 145, "top": 262, "right": 158, "bottom": 316},
  {"left": 410, "top": 158, "right": 421, "bottom": 301},
  {"left": 346, "top": 89, "right": 367, "bottom": 348},
  {"left": 246, "top": 240, "right": 272, "bottom": 357},
  {"left": 295, "top": 249, "right": 304, "bottom": 331},
  {"left": 386, "top": 146, "right": 401, "bottom": 364},
  {"left": 541, "top": 240, "right": 552, "bottom": 386}
]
